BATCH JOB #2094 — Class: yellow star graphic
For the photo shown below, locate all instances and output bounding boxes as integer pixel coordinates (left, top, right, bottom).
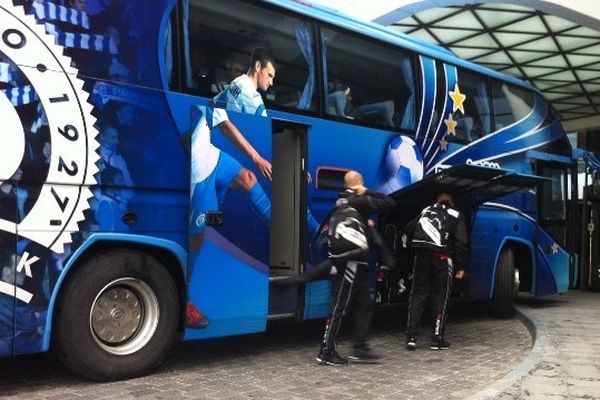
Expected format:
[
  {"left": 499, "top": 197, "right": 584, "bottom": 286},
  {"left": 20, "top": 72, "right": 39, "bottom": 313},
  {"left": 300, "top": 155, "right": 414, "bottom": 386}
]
[
  {"left": 439, "top": 138, "right": 448, "bottom": 151},
  {"left": 448, "top": 83, "right": 466, "bottom": 114},
  {"left": 444, "top": 113, "right": 457, "bottom": 136}
]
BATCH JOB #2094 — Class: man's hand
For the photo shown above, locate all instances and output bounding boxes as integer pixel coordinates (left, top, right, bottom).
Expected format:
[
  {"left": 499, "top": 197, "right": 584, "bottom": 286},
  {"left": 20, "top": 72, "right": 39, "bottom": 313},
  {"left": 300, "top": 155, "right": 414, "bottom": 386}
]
[
  {"left": 253, "top": 155, "right": 272, "bottom": 181},
  {"left": 353, "top": 184, "right": 367, "bottom": 195},
  {"left": 455, "top": 270, "right": 466, "bottom": 280}
]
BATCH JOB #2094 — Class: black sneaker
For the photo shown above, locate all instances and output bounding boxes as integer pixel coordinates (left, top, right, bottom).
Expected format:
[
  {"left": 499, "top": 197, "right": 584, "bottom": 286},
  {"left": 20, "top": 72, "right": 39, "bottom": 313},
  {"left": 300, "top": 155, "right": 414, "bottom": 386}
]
[
  {"left": 316, "top": 348, "right": 348, "bottom": 366},
  {"left": 430, "top": 337, "right": 450, "bottom": 350},
  {"left": 405, "top": 336, "right": 417, "bottom": 350},
  {"left": 348, "top": 347, "right": 381, "bottom": 364}
]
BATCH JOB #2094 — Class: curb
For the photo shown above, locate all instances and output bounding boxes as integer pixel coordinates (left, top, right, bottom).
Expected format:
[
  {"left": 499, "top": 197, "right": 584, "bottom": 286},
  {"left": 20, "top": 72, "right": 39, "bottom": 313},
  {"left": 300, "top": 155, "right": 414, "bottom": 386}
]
[{"left": 464, "top": 305, "right": 547, "bottom": 400}]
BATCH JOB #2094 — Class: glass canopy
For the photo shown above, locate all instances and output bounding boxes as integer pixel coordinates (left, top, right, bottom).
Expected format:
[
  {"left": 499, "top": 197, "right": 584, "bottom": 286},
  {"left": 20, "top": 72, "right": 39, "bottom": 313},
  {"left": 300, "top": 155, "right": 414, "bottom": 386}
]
[{"left": 391, "top": 4, "right": 600, "bottom": 122}]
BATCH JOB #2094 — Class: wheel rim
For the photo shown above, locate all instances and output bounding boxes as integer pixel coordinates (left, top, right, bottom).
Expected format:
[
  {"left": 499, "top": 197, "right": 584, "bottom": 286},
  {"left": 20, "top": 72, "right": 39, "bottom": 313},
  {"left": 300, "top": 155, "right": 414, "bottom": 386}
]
[{"left": 90, "top": 278, "right": 159, "bottom": 355}]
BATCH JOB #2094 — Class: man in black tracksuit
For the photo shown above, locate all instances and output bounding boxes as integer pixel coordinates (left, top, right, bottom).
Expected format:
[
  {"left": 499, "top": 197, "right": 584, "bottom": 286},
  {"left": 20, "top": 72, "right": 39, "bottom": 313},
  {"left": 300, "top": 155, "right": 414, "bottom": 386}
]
[
  {"left": 405, "top": 192, "right": 467, "bottom": 350},
  {"left": 317, "top": 170, "right": 396, "bottom": 365}
]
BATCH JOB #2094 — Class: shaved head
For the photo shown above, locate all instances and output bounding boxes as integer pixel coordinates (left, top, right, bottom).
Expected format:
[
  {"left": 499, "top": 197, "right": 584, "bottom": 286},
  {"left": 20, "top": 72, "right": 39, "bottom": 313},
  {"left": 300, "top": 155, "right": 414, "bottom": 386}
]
[{"left": 344, "top": 170, "right": 365, "bottom": 192}]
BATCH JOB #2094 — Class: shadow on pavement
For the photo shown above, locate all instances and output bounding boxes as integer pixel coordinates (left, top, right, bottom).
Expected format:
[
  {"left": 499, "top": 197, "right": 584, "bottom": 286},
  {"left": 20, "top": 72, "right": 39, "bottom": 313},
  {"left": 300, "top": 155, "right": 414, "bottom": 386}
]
[{"left": 0, "top": 299, "right": 518, "bottom": 396}]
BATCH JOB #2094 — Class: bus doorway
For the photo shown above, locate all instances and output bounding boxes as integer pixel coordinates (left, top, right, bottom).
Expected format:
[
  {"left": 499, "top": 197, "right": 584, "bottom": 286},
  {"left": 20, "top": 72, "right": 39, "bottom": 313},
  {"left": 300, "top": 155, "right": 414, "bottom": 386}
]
[
  {"left": 537, "top": 163, "right": 568, "bottom": 251},
  {"left": 268, "top": 120, "right": 309, "bottom": 317},
  {"left": 581, "top": 178, "right": 600, "bottom": 290}
]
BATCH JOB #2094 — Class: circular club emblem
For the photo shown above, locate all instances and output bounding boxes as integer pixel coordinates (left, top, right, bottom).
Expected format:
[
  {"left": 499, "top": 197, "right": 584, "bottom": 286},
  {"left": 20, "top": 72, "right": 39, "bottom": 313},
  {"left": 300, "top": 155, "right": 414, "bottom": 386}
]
[{"left": 0, "top": 1, "right": 98, "bottom": 253}]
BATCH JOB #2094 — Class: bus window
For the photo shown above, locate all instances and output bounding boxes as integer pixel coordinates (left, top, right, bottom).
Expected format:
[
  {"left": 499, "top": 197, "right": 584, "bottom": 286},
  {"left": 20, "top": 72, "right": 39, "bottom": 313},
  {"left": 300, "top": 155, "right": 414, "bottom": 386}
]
[
  {"left": 321, "top": 27, "right": 416, "bottom": 131},
  {"left": 539, "top": 165, "right": 567, "bottom": 246},
  {"left": 491, "top": 81, "right": 535, "bottom": 130},
  {"left": 186, "top": 0, "right": 317, "bottom": 112},
  {"left": 452, "top": 69, "right": 492, "bottom": 142}
]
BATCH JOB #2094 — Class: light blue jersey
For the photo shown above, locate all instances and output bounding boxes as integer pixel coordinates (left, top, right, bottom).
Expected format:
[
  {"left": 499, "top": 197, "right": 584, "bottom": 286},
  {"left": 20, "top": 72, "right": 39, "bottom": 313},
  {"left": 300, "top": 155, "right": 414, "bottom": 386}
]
[
  {"left": 190, "top": 73, "right": 271, "bottom": 234},
  {"left": 191, "top": 74, "right": 267, "bottom": 186},
  {"left": 210, "top": 74, "right": 267, "bottom": 126}
]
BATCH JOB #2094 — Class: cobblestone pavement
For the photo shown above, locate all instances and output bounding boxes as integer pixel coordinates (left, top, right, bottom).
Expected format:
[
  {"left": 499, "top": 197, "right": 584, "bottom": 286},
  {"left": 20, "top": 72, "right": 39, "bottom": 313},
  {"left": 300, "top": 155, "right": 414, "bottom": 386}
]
[
  {"left": 493, "top": 291, "right": 600, "bottom": 400},
  {"left": 0, "top": 302, "right": 531, "bottom": 400}
]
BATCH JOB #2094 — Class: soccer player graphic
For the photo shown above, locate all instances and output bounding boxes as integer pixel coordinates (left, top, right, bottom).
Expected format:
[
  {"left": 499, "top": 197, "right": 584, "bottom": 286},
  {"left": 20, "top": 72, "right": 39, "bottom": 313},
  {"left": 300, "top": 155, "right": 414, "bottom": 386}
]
[{"left": 186, "top": 47, "right": 319, "bottom": 328}]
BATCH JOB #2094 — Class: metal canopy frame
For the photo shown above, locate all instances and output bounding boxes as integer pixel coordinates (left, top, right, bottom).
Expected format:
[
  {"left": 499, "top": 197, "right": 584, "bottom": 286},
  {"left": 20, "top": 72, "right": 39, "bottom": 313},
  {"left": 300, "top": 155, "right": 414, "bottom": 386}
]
[{"left": 391, "top": 4, "right": 600, "bottom": 122}]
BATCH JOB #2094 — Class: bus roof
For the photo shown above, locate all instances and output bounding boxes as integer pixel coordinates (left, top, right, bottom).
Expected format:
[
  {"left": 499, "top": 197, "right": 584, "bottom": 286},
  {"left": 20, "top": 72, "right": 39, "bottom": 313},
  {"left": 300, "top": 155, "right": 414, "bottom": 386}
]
[{"left": 267, "top": 0, "right": 541, "bottom": 95}]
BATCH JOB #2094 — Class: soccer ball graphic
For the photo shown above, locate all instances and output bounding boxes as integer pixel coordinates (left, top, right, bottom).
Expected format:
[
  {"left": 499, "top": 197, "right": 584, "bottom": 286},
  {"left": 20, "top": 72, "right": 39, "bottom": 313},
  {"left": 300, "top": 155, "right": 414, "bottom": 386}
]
[{"left": 380, "top": 135, "right": 424, "bottom": 193}]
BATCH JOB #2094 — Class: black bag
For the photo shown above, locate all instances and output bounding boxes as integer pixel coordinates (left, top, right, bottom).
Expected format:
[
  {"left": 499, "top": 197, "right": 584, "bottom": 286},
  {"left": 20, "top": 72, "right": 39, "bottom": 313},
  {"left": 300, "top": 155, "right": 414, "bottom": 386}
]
[
  {"left": 411, "top": 203, "right": 451, "bottom": 250},
  {"left": 327, "top": 204, "right": 369, "bottom": 262}
]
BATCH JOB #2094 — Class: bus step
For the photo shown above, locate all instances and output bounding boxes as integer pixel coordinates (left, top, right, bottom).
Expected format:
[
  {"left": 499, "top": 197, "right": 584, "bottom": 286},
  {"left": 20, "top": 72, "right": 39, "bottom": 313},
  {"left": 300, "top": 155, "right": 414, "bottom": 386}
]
[
  {"left": 269, "top": 276, "right": 294, "bottom": 282},
  {"left": 268, "top": 276, "right": 301, "bottom": 285},
  {"left": 267, "top": 312, "right": 296, "bottom": 321}
]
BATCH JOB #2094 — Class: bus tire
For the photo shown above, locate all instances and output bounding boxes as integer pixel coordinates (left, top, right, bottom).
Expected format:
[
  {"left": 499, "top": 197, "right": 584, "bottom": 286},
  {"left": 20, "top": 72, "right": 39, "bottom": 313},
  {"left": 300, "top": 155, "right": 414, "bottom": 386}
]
[
  {"left": 491, "top": 247, "right": 516, "bottom": 318},
  {"left": 53, "top": 249, "right": 179, "bottom": 381}
]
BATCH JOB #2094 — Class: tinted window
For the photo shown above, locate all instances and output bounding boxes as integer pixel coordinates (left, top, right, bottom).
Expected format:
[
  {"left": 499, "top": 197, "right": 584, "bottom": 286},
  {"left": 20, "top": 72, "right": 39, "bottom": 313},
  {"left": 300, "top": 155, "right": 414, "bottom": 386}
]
[
  {"left": 539, "top": 165, "right": 567, "bottom": 246},
  {"left": 186, "top": 0, "right": 317, "bottom": 112},
  {"left": 451, "top": 70, "right": 492, "bottom": 143},
  {"left": 321, "top": 27, "right": 416, "bottom": 130},
  {"left": 315, "top": 167, "right": 348, "bottom": 191},
  {"left": 491, "top": 81, "right": 535, "bottom": 130}
]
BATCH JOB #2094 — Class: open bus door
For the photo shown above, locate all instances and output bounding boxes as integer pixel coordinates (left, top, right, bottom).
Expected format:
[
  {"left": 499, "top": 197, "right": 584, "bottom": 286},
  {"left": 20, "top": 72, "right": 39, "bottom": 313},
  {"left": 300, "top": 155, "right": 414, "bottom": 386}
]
[
  {"left": 582, "top": 189, "right": 600, "bottom": 290},
  {"left": 581, "top": 173, "right": 600, "bottom": 290},
  {"left": 572, "top": 149, "right": 600, "bottom": 290},
  {"left": 381, "top": 164, "right": 547, "bottom": 303},
  {"left": 386, "top": 164, "right": 547, "bottom": 231}
]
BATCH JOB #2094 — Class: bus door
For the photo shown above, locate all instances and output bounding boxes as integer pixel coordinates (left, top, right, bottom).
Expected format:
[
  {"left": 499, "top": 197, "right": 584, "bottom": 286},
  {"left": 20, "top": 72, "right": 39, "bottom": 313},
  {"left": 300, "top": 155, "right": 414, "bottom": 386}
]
[
  {"left": 537, "top": 163, "right": 568, "bottom": 249},
  {"left": 581, "top": 176, "right": 600, "bottom": 290},
  {"left": 269, "top": 120, "right": 309, "bottom": 318},
  {"left": 536, "top": 162, "right": 571, "bottom": 293},
  {"left": 389, "top": 164, "right": 546, "bottom": 224},
  {"left": 185, "top": 106, "right": 275, "bottom": 339}
]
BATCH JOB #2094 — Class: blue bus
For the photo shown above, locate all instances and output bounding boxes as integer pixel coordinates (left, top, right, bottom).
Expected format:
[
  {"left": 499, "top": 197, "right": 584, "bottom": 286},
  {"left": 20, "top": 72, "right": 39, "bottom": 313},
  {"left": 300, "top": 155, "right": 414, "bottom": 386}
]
[{"left": 0, "top": 0, "right": 574, "bottom": 380}]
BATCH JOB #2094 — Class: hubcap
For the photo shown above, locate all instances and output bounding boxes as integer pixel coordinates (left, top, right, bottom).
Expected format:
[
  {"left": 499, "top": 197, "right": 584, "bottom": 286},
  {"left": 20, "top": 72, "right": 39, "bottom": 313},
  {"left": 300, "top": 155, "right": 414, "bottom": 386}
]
[{"left": 90, "top": 278, "right": 159, "bottom": 355}]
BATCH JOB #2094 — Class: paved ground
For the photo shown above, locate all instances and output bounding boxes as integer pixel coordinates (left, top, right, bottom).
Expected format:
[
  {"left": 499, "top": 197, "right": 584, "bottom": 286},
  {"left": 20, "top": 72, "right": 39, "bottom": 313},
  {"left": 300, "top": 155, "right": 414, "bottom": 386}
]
[
  {"left": 493, "top": 291, "right": 600, "bottom": 400},
  {"left": 0, "top": 302, "right": 531, "bottom": 400}
]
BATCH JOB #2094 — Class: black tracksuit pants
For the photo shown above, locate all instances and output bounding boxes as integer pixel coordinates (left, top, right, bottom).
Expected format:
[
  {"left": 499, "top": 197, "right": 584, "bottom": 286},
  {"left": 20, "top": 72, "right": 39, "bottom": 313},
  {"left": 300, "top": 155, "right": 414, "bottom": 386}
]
[
  {"left": 321, "top": 261, "right": 373, "bottom": 351},
  {"left": 406, "top": 250, "right": 454, "bottom": 338}
]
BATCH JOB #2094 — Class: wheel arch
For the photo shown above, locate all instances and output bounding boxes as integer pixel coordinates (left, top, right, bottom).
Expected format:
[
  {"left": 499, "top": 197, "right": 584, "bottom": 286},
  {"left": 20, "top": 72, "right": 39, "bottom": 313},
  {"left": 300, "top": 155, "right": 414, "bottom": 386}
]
[
  {"left": 489, "top": 236, "right": 535, "bottom": 299},
  {"left": 44, "top": 233, "right": 187, "bottom": 351}
]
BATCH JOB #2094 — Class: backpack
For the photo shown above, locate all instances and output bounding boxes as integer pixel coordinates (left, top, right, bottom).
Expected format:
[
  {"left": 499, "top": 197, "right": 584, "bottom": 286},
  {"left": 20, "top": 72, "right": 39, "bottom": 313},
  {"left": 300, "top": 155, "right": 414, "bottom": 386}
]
[
  {"left": 411, "top": 202, "right": 453, "bottom": 250},
  {"left": 327, "top": 204, "right": 369, "bottom": 262}
]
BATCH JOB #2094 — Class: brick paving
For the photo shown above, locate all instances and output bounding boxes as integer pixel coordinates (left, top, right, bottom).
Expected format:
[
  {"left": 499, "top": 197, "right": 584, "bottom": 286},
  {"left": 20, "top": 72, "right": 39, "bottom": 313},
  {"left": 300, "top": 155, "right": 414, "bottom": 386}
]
[
  {"left": 493, "top": 291, "right": 600, "bottom": 400},
  {"left": 0, "top": 302, "right": 531, "bottom": 400}
]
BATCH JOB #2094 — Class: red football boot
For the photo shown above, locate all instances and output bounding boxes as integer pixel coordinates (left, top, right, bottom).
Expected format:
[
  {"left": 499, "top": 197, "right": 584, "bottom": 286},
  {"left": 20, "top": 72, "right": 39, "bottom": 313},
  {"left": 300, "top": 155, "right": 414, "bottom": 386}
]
[{"left": 185, "top": 302, "right": 210, "bottom": 329}]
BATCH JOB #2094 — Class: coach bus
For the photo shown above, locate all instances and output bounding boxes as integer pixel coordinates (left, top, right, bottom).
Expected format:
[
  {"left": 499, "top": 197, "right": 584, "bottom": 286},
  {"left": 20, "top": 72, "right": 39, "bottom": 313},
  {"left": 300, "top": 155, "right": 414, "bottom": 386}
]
[{"left": 0, "top": 0, "right": 574, "bottom": 380}]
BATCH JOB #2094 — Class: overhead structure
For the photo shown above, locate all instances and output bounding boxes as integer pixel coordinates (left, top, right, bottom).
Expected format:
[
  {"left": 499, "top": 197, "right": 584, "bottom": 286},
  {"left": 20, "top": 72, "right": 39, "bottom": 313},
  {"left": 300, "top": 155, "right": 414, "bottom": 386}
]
[{"left": 314, "top": 0, "right": 600, "bottom": 131}]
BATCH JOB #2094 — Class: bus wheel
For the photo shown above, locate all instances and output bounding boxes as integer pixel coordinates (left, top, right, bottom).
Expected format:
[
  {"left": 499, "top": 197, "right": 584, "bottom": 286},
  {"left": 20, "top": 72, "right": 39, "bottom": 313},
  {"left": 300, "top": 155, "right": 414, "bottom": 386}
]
[
  {"left": 491, "top": 247, "right": 516, "bottom": 318},
  {"left": 53, "top": 249, "right": 180, "bottom": 381}
]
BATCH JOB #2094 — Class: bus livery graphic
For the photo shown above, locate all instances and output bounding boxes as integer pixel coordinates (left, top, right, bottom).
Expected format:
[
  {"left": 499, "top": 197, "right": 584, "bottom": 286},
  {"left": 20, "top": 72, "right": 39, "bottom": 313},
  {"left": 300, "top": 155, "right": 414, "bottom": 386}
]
[
  {"left": 0, "top": 1, "right": 98, "bottom": 305},
  {"left": 0, "top": 0, "right": 574, "bottom": 380}
]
